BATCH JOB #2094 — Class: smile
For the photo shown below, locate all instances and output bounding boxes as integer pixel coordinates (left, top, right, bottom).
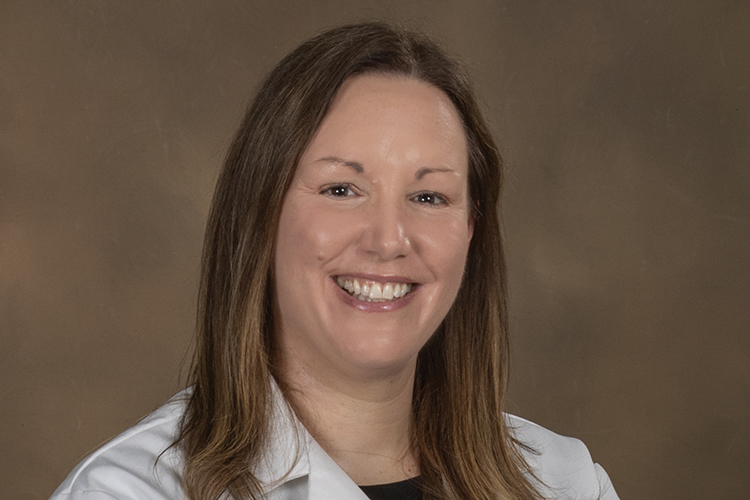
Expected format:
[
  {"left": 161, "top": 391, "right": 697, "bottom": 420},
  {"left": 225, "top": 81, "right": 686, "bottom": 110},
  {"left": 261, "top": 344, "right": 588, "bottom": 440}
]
[{"left": 335, "top": 276, "right": 414, "bottom": 302}]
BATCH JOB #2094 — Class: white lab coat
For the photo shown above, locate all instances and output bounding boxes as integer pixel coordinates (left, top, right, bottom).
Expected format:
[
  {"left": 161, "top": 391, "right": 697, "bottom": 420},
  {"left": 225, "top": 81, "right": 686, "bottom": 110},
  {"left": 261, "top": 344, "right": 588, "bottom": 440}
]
[{"left": 50, "top": 385, "right": 619, "bottom": 500}]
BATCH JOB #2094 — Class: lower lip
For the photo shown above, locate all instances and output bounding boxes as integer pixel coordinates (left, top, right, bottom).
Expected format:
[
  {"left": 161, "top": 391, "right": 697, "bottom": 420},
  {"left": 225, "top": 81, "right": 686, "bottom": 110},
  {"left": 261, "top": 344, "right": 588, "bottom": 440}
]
[{"left": 331, "top": 278, "right": 419, "bottom": 312}]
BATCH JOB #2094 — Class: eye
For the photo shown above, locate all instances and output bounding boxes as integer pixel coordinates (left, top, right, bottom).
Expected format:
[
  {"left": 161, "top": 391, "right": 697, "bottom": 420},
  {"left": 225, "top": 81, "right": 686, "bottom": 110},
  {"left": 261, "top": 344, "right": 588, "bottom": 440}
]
[
  {"left": 411, "top": 192, "right": 448, "bottom": 206},
  {"left": 321, "top": 184, "right": 356, "bottom": 198}
]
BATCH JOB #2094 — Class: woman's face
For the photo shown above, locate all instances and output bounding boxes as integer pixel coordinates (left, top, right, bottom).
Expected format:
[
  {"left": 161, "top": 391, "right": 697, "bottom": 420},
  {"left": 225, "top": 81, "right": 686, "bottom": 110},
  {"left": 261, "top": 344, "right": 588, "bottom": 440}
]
[{"left": 274, "top": 74, "right": 473, "bottom": 381}]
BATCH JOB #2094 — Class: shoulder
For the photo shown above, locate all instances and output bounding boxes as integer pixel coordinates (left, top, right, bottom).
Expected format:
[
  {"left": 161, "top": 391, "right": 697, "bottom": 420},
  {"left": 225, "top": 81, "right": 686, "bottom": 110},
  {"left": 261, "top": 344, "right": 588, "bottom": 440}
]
[
  {"left": 50, "top": 391, "right": 189, "bottom": 500},
  {"left": 506, "top": 414, "right": 619, "bottom": 500}
]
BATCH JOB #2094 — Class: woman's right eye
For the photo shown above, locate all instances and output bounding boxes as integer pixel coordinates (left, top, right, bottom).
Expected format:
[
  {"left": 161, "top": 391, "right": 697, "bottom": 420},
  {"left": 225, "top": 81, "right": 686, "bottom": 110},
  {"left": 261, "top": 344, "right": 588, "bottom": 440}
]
[{"left": 321, "top": 184, "right": 356, "bottom": 198}]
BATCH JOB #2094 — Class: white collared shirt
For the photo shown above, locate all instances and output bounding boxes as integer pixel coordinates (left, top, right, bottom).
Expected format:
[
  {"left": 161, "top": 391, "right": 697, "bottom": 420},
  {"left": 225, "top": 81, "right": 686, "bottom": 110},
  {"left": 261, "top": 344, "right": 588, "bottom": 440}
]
[{"left": 50, "top": 387, "right": 619, "bottom": 500}]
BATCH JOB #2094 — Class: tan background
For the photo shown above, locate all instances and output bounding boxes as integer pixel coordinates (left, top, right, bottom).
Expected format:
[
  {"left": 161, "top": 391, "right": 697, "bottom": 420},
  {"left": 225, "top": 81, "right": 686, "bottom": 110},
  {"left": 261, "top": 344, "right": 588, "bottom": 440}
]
[{"left": 1, "top": 0, "right": 748, "bottom": 498}]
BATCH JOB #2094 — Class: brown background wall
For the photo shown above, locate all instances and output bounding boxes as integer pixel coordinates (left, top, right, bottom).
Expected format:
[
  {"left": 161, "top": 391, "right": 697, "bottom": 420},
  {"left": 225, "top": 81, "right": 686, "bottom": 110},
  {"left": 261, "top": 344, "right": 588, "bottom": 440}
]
[{"left": 1, "top": 1, "right": 748, "bottom": 498}]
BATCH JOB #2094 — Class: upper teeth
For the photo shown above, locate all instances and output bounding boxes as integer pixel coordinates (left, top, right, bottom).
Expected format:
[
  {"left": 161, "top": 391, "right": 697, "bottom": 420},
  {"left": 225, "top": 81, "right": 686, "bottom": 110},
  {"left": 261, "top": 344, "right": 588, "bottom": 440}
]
[{"left": 336, "top": 277, "right": 413, "bottom": 302}]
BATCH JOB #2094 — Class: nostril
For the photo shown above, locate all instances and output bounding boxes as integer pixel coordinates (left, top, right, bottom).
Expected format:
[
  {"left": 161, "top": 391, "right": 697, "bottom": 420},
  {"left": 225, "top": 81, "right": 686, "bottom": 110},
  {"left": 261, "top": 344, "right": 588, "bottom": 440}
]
[{"left": 369, "top": 227, "right": 411, "bottom": 259}]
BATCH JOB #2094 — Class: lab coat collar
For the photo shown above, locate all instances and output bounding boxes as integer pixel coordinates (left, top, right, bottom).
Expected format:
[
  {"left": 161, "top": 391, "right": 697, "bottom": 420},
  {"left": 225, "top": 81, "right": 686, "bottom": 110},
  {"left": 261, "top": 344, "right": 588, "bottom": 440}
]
[{"left": 254, "top": 379, "right": 370, "bottom": 500}]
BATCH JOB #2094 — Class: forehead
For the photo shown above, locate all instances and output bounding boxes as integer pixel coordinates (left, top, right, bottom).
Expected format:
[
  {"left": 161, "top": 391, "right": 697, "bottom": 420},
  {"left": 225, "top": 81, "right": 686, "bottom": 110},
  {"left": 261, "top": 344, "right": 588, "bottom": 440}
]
[
  {"left": 299, "top": 74, "right": 468, "bottom": 173},
  {"left": 328, "top": 74, "right": 462, "bottom": 125}
]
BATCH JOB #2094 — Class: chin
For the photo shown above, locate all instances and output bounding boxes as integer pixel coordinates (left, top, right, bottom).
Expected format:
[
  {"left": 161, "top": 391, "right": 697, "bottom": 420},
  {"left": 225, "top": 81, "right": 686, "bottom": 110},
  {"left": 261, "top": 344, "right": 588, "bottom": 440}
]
[{"left": 337, "top": 334, "right": 422, "bottom": 377}]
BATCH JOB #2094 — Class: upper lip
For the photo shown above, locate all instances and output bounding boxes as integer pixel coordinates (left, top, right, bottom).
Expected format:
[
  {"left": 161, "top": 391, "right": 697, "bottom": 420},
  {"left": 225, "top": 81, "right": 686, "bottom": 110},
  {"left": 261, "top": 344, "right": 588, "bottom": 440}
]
[{"left": 332, "top": 273, "right": 417, "bottom": 284}]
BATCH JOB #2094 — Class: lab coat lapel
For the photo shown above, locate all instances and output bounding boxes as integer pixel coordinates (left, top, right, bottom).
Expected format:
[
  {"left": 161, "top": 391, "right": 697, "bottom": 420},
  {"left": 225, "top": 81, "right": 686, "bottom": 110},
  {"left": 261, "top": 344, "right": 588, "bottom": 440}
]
[
  {"left": 258, "top": 379, "right": 368, "bottom": 500},
  {"left": 306, "top": 436, "right": 370, "bottom": 500}
]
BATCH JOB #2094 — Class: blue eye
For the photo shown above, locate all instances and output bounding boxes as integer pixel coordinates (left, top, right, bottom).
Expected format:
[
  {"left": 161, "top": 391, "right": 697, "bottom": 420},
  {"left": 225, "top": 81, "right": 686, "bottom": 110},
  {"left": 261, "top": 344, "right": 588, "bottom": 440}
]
[
  {"left": 412, "top": 192, "right": 447, "bottom": 206},
  {"left": 322, "top": 184, "right": 356, "bottom": 197}
]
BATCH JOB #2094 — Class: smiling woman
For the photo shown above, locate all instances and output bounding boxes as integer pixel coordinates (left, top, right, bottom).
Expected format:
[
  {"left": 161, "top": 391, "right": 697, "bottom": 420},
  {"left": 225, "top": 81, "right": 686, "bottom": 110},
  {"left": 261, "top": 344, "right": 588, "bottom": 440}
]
[
  {"left": 50, "top": 22, "right": 619, "bottom": 500},
  {"left": 274, "top": 75, "right": 473, "bottom": 385}
]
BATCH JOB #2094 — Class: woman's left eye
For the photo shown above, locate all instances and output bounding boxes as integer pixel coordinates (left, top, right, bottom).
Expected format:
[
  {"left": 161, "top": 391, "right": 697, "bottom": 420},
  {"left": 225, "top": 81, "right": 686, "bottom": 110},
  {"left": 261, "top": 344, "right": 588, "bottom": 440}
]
[{"left": 412, "top": 192, "right": 447, "bottom": 206}]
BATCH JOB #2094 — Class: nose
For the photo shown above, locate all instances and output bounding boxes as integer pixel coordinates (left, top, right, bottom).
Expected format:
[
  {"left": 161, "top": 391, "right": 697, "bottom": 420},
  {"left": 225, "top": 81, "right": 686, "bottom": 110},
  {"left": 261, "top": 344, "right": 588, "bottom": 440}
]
[{"left": 360, "top": 202, "right": 412, "bottom": 260}]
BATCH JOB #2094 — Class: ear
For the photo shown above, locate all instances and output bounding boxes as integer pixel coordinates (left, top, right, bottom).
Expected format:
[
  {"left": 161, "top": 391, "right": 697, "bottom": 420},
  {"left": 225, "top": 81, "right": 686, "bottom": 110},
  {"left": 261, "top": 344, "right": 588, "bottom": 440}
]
[{"left": 467, "top": 213, "right": 475, "bottom": 241}]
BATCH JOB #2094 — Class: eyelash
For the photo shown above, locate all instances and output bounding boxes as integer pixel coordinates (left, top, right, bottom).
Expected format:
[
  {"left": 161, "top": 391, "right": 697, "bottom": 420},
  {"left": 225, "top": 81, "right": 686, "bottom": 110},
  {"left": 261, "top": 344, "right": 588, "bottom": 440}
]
[
  {"left": 320, "top": 184, "right": 449, "bottom": 206},
  {"left": 320, "top": 184, "right": 357, "bottom": 198},
  {"left": 411, "top": 191, "right": 448, "bottom": 206}
]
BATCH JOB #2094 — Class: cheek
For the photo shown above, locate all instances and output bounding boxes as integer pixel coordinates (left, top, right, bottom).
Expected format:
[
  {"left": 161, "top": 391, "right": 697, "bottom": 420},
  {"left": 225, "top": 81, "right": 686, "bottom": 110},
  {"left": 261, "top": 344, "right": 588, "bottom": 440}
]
[
  {"left": 276, "top": 200, "right": 355, "bottom": 268},
  {"left": 418, "top": 217, "right": 472, "bottom": 272},
  {"left": 412, "top": 216, "right": 472, "bottom": 311}
]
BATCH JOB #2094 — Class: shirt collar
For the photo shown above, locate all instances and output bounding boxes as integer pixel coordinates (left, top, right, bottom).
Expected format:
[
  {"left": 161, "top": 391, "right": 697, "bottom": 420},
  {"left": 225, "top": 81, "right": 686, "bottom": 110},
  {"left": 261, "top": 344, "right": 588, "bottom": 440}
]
[{"left": 254, "top": 379, "right": 370, "bottom": 500}]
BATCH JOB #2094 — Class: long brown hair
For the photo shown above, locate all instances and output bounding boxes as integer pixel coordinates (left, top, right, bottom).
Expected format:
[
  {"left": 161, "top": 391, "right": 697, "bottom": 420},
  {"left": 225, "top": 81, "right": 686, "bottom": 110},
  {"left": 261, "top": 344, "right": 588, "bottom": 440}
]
[{"left": 177, "top": 22, "right": 544, "bottom": 500}]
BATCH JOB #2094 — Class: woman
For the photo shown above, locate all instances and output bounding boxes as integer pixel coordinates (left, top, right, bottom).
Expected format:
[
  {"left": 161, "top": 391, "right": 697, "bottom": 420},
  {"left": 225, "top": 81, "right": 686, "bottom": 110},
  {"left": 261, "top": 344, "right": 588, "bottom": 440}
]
[{"left": 51, "top": 22, "right": 619, "bottom": 500}]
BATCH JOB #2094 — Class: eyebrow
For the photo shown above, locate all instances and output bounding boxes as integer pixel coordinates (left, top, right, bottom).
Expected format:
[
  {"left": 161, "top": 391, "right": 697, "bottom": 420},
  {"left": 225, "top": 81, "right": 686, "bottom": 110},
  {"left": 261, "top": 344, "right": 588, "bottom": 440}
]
[
  {"left": 316, "top": 156, "right": 456, "bottom": 180},
  {"left": 415, "top": 166, "right": 456, "bottom": 180},
  {"left": 316, "top": 156, "right": 364, "bottom": 173}
]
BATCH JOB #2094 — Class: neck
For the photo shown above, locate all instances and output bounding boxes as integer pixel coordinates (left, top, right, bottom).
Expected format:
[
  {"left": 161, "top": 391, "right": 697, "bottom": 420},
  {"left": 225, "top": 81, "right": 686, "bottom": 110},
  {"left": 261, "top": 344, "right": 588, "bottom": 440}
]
[{"left": 277, "top": 355, "right": 420, "bottom": 486}]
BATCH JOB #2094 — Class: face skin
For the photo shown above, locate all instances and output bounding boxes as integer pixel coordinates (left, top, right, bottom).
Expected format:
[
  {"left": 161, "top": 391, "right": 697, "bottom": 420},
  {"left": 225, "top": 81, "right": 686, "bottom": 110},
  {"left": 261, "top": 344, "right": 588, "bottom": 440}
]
[{"left": 274, "top": 74, "right": 473, "bottom": 385}]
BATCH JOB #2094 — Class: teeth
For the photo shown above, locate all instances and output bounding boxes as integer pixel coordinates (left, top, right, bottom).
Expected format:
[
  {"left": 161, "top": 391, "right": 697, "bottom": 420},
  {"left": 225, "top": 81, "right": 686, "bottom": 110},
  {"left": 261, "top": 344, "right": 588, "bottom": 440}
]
[{"left": 335, "top": 277, "right": 414, "bottom": 302}]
